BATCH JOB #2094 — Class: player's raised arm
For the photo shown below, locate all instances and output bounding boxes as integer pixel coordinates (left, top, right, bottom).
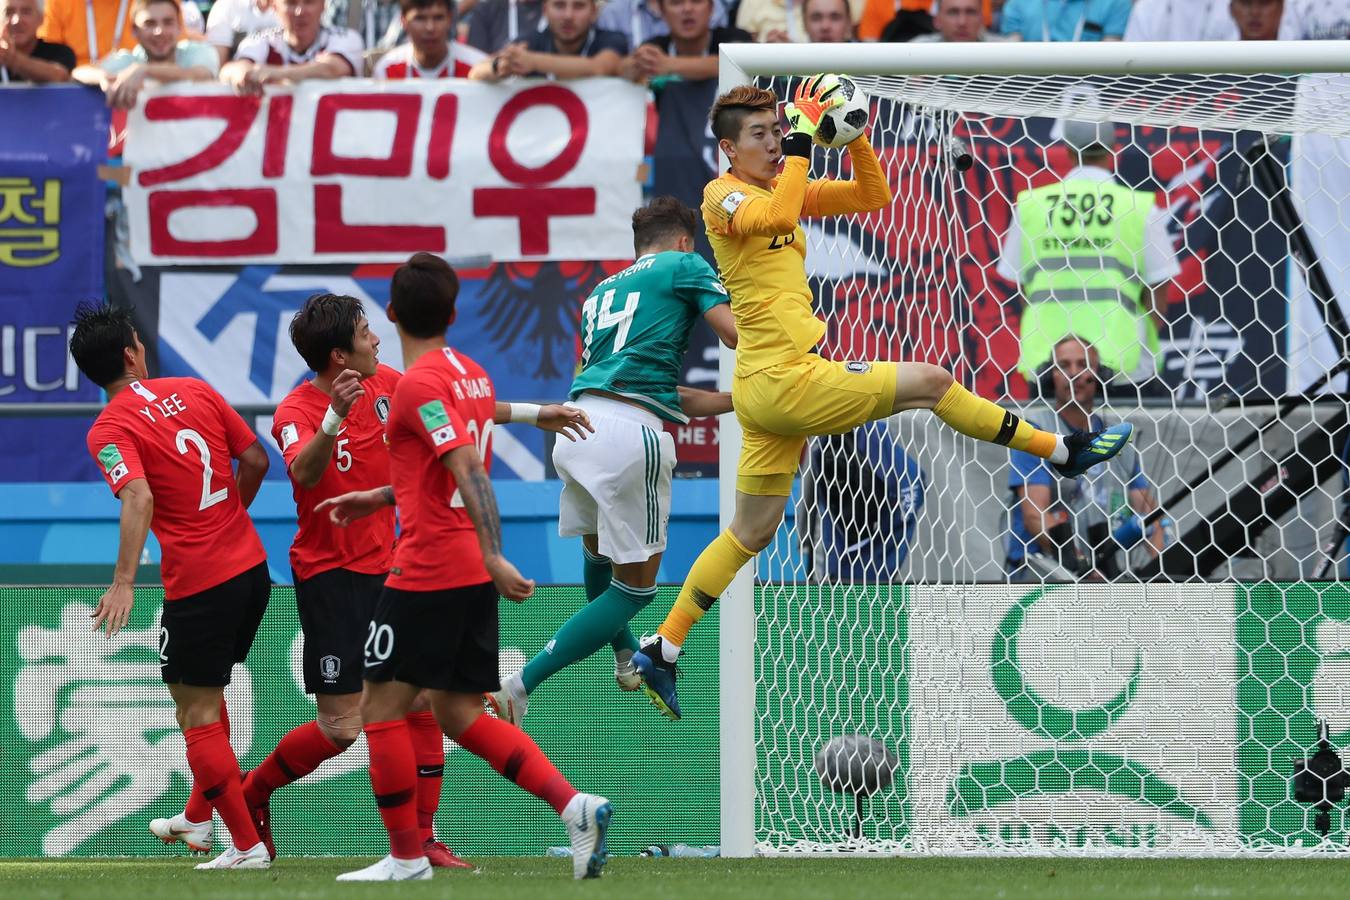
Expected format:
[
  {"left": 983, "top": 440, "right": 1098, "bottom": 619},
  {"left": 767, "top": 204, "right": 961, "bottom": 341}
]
[
  {"left": 707, "top": 160, "right": 808, "bottom": 238},
  {"left": 703, "top": 84, "right": 838, "bottom": 238},
  {"left": 802, "top": 131, "right": 893, "bottom": 217},
  {"left": 287, "top": 368, "right": 364, "bottom": 488},
  {"left": 493, "top": 401, "right": 595, "bottom": 442},
  {"left": 93, "top": 476, "right": 154, "bottom": 637},
  {"left": 443, "top": 446, "right": 535, "bottom": 602}
]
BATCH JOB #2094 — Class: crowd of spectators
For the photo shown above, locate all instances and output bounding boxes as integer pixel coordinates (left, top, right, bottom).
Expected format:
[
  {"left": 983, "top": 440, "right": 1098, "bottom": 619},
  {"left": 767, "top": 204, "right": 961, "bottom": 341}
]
[{"left": 3, "top": 0, "right": 1346, "bottom": 86}]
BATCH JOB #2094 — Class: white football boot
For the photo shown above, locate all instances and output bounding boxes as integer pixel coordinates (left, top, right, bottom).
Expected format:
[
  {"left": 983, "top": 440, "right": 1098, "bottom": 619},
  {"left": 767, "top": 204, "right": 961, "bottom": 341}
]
[
  {"left": 194, "top": 841, "right": 271, "bottom": 870},
  {"left": 149, "top": 812, "right": 212, "bottom": 853},
  {"left": 336, "top": 854, "right": 433, "bottom": 881},
  {"left": 563, "top": 793, "right": 612, "bottom": 879},
  {"left": 486, "top": 672, "right": 528, "bottom": 726}
]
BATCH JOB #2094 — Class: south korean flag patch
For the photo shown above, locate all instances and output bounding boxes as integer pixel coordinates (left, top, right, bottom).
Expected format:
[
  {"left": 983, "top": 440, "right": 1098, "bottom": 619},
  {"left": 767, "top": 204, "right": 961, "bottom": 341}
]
[
  {"left": 98, "top": 443, "right": 129, "bottom": 484},
  {"left": 417, "top": 399, "right": 457, "bottom": 447}
]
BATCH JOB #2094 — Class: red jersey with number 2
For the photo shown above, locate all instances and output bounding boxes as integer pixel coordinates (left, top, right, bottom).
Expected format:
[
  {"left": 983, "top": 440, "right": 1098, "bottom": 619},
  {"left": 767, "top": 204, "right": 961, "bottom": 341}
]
[
  {"left": 385, "top": 347, "right": 495, "bottom": 592},
  {"left": 85, "top": 378, "right": 267, "bottom": 601},
  {"left": 273, "top": 364, "right": 401, "bottom": 582}
]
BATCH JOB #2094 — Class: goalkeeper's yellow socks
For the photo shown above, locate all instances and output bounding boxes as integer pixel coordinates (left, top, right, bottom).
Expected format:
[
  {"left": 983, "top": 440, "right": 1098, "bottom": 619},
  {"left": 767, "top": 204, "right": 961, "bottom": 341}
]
[
  {"left": 932, "top": 381, "right": 1068, "bottom": 464},
  {"left": 657, "top": 529, "right": 755, "bottom": 661}
]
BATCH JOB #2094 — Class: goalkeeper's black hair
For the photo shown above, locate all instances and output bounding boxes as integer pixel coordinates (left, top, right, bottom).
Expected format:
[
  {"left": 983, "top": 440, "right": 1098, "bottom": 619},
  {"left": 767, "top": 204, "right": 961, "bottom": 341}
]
[
  {"left": 290, "top": 293, "right": 367, "bottom": 373},
  {"left": 69, "top": 302, "right": 138, "bottom": 389},
  {"left": 632, "top": 196, "right": 697, "bottom": 255}
]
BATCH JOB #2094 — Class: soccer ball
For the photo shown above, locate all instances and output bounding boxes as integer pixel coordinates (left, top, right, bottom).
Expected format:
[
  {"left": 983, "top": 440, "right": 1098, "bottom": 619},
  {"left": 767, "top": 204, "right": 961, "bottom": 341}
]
[{"left": 814, "top": 76, "right": 871, "bottom": 149}]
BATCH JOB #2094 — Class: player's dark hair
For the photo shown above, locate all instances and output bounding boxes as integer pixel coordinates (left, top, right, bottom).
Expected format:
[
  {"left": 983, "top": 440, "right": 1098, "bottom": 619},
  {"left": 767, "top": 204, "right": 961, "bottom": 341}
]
[
  {"left": 289, "top": 293, "right": 367, "bottom": 373},
  {"left": 69, "top": 302, "right": 138, "bottom": 389},
  {"left": 710, "top": 84, "right": 778, "bottom": 143},
  {"left": 632, "top": 196, "right": 697, "bottom": 254},
  {"left": 390, "top": 252, "right": 459, "bottom": 339},
  {"left": 398, "top": 0, "right": 451, "bottom": 15}
]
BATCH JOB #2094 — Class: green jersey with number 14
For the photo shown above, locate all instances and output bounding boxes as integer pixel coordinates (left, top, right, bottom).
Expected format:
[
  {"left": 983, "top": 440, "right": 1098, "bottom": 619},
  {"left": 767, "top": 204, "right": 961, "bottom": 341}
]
[{"left": 570, "top": 251, "right": 729, "bottom": 423}]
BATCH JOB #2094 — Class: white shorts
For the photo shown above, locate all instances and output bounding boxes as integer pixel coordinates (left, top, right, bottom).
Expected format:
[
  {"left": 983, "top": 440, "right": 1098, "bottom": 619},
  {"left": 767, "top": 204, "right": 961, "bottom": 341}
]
[{"left": 553, "top": 394, "right": 676, "bottom": 564}]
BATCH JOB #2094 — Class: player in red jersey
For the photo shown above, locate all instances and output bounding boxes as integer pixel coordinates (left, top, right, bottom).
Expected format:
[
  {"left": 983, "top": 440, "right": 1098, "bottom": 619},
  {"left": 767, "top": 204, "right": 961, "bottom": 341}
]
[
  {"left": 320, "top": 254, "right": 613, "bottom": 882},
  {"left": 234, "top": 292, "right": 590, "bottom": 867},
  {"left": 70, "top": 303, "right": 272, "bottom": 871}
]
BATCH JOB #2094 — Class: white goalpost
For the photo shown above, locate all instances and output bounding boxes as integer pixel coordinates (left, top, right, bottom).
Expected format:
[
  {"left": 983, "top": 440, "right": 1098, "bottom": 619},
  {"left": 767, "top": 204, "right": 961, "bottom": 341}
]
[{"left": 717, "top": 40, "right": 1350, "bottom": 857}]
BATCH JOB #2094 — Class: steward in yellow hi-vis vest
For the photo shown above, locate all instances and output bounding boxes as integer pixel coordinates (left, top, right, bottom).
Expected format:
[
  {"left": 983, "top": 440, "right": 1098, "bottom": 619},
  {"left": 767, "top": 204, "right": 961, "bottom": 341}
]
[
  {"left": 999, "top": 119, "right": 1181, "bottom": 383},
  {"left": 631, "top": 81, "right": 1137, "bottom": 722}
]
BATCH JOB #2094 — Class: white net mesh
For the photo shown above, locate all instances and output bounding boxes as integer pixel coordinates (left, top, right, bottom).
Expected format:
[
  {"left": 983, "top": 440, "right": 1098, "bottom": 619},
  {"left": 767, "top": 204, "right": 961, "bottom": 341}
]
[{"left": 742, "top": 68, "right": 1350, "bottom": 856}]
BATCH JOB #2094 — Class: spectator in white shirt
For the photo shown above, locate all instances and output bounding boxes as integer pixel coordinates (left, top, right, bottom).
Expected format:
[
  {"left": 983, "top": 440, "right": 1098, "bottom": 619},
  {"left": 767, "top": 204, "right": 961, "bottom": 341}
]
[
  {"left": 801, "top": 0, "right": 854, "bottom": 41},
  {"left": 220, "top": 0, "right": 363, "bottom": 91},
  {"left": 204, "top": 0, "right": 276, "bottom": 64},
  {"left": 1285, "top": 0, "right": 1350, "bottom": 38},
  {"left": 1124, "top": 0, "right": 1298, "bottom": 40}
]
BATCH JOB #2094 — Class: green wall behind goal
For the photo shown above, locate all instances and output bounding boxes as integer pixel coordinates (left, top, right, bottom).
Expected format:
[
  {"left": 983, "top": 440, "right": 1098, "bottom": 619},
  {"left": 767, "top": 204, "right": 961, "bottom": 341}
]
[
  {"left": 0, "top": 585, "right": 720, "bottom": 859},
  {"left": 4, "top": 583, "right": 1348, "bottom": 857}
]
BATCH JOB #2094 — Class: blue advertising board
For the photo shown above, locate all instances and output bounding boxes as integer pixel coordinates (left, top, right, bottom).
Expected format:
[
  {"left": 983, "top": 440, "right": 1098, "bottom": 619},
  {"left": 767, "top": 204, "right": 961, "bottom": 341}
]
[{"left": 0, "top": 86, "right": 109, "bottom": 481}]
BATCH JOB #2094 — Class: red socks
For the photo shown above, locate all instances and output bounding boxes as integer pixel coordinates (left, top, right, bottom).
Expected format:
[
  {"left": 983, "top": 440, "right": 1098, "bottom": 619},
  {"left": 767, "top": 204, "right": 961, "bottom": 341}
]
[
  {"left": 405, "top": 711, "right": 443, "bottom": 844},
  {"left": 183, "top": 721, "right": 260, "bottom": 851},
  {"left": 183, "top": 699, "right": 229, "bottom": 824},
  {"left": 243, "top": 721, "right": 343, "bottom": 808},
  {"left": 457, "top": 714, "right": 577, "bottom": 815},
  {"left": 364, "top": 719, "right": 422, "bottom": 860}
]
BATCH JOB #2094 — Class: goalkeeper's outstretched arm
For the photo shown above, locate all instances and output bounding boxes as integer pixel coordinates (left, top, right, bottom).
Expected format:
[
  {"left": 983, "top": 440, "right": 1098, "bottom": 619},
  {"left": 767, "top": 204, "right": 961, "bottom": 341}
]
[{"left": 802, "top": 134, "right": 893, "bottom": 217}]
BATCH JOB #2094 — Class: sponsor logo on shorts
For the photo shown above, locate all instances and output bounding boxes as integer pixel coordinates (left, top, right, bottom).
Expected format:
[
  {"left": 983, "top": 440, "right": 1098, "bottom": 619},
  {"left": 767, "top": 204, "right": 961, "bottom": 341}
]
[
  {"left": 98, "top": 444, "right": 129, "bottom": 483},
  {"left": 721, "top": 191, "right": 747, "bottom": 217},
  {"left": 417, "top": 400, "right": 456, "bottom": 446},
  {"left": 279, "top": 423, "right": 299, "bottom": 451},
  {"left": 844, "top": 361, "right": 872, "bottom": 375},
  {"left": 375, "top": 396, "right": 391, "bottom": 424},
  {"left": 320, "top": 654, "right": 340, "bottom": 682}
]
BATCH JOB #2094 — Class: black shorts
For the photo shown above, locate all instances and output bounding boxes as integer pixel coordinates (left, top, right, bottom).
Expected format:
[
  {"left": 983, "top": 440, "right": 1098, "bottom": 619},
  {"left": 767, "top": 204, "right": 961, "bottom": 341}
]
[
  {"left": 363, "top": 582, "right": 500, "bottom": 694},
  {"left": 160, "top": 561, "right": 271, "bottom": 687},
  {"left": 294, "top": 567, "right": 387, "bottom": 695}
]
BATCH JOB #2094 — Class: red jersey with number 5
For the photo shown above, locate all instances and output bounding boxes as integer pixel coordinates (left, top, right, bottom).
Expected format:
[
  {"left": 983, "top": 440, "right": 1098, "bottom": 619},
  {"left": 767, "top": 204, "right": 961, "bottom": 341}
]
[
  {"left": 85, "top": 378, "right": 267, "bottom": 601},
  {"left": 273, "top": 364, "right": 401, "bottom": 582},
  {"left": 385, "top": 347, "right": 495, "bottom": 592}
]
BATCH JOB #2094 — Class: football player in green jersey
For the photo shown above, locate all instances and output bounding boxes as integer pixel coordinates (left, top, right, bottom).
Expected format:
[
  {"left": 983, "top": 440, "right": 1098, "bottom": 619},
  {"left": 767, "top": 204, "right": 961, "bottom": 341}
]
[{"left": 488, "top": 197, "right": 737, "bottom": 724}]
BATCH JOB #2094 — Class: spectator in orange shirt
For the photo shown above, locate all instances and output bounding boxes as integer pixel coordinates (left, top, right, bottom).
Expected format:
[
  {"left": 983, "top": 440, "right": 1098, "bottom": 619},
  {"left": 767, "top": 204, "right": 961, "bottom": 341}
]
[{"left": 38, "top": 0, "right": 137, "bottom": 64}]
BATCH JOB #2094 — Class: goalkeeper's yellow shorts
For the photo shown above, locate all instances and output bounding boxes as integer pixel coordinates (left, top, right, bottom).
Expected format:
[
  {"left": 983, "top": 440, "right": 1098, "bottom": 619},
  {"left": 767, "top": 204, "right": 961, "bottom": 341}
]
[{"left": 733, "top": 354, "right": 897, "bottom": 496}]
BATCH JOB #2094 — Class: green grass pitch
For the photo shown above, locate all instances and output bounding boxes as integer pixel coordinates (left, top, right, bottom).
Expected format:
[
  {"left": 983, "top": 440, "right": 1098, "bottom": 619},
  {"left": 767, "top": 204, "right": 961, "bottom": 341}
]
[{"left": 3, "top": 857, "right": 1348, "bottom": 900}]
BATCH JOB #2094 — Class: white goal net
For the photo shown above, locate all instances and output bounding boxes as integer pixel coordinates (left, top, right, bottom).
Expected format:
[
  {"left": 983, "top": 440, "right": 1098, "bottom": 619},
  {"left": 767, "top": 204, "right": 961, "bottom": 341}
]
[{"left": 718, "top": 43, "right": 1350, "bottom": 857}]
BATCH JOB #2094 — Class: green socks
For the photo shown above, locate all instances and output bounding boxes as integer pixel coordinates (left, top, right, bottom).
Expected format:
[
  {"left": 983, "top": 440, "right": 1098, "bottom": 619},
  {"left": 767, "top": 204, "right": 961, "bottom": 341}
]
[{"left": 520, "top": 578, "right": 656, "bottom": 694}]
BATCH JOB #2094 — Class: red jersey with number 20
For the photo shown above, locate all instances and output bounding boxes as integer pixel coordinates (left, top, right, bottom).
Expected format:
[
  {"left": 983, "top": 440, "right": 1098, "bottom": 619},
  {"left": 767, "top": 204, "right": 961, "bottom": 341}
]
[
  {"left": 85, "top": 378, "right": 267, "bottom": 601},
  {"left": 385, "top": 347, "right": 495, "bottom": 592},
  {"left": 272, "top": 364, "right": 402, "bottom": 582}
]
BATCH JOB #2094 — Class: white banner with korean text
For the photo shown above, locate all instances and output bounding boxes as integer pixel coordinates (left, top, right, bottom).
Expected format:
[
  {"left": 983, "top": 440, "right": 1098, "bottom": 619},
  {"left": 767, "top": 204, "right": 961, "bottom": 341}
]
[{"left": 124, "top": 78, "right": 647, "bottom": 265}]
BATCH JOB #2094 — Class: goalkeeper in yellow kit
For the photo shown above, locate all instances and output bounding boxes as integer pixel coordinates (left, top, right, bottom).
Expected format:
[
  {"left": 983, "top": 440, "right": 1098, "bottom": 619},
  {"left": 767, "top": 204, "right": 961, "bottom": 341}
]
[{"left": 633, "top": 78, "right": 1133, "bottom": 719}]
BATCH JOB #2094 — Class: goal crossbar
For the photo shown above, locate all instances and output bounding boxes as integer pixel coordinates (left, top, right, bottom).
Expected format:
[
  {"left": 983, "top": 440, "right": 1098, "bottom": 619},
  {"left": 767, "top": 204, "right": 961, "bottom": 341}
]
[{"left": 721, "top": 40, "right": 1350, "bottom": 78}]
